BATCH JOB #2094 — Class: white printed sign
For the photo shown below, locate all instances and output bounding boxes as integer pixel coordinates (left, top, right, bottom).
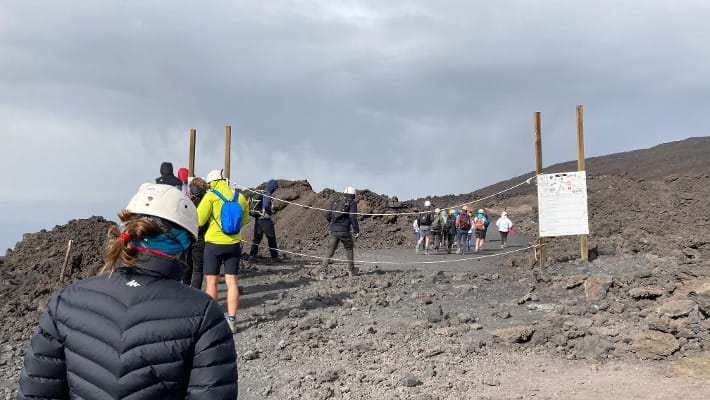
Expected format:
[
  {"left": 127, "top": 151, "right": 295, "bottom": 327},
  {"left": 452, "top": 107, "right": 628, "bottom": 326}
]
[{"left": 537, "top": 171, "right": 589, "bottom": 237}]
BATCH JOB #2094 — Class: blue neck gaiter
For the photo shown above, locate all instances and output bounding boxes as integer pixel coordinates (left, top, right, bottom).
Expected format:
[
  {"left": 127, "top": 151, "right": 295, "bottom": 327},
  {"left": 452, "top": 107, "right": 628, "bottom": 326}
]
[{"left": 122, "top": 226, "right": 192, "bottom": 255}]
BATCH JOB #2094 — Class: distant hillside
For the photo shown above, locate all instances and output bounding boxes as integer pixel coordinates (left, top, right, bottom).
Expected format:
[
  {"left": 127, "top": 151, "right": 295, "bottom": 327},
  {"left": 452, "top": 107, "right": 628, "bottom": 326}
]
[{"left": 471, "top": 136, "right": 710, "bottom": 198}]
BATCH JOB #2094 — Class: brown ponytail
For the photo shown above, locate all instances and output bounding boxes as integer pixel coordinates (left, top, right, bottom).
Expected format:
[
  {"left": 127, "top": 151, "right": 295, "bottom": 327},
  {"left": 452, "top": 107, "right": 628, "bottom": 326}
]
[{"left": 101, "top": 210, "right": 163, "bottom": 273}]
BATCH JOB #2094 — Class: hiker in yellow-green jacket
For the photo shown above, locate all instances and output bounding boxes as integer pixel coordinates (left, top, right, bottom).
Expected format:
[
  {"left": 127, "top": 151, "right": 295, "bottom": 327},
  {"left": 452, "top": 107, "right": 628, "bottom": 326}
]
[{"left": 197, "top": 169, "right": 249, "bottom": 333}]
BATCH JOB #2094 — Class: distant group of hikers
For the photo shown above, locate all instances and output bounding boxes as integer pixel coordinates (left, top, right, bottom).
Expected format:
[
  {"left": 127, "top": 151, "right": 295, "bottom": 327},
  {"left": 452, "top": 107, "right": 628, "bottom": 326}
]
[
  {"left": 16, "top": 162, "right": 512, "bottom": 399},
  {"left": 413, "top": 200, "right": 514, "bottom": 256}
]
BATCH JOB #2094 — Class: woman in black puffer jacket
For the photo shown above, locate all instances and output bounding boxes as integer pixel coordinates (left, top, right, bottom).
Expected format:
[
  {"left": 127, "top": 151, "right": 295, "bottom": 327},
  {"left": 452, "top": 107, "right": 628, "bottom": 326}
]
[{"left": 17, "top": 183, "right": 238, "bottom": 399}]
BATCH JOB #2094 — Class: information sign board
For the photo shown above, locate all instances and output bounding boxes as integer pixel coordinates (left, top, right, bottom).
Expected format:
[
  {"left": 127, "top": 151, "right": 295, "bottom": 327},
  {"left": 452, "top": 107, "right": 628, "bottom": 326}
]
[{"left": 537, "top": 171, "right": 589, "bottom": 237}]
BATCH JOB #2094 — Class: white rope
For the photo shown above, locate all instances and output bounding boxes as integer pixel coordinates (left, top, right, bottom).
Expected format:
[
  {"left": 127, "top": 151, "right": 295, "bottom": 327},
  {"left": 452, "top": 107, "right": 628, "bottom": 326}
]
[
  {"left": 242, "top": 239, "right": 539, "bottom": 265},
  {"left": 234, "top": 174, "right": 537, "bottom": 217}
]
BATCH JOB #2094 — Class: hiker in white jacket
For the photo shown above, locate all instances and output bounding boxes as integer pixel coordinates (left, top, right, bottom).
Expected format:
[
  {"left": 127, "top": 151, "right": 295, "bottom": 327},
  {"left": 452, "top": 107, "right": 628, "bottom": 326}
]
[{"left": 496, "top": 212, "right": 513, "bottom": 248}]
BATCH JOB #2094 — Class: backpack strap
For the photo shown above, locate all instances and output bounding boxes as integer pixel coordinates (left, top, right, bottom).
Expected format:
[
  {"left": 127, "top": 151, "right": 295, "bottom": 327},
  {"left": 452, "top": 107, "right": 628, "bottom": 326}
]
[{"left": 210, "top": 189, "right": 228, "bottom": 202}]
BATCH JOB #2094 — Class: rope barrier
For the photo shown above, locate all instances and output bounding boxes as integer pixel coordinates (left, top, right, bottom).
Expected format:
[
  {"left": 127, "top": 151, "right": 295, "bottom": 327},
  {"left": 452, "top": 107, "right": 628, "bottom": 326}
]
[
  {"left": 233, "top": 175, "right": 536, "bottom": 217},
  {"left": 242, "top": 239, "right": 539, "bottom": 266}
]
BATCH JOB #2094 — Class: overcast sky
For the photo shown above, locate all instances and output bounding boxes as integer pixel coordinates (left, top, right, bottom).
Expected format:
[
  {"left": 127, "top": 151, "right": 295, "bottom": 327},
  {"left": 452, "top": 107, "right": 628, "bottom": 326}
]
[{"left": 1, "top": 1, "right": 709, "bottom": 251}]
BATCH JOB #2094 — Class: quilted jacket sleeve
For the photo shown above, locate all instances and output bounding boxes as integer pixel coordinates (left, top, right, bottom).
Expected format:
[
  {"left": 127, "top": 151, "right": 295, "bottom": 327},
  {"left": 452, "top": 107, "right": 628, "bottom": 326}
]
[
  {"left": 186, "top": 299, "right": 238, "bottom": 399},
  {"left": 17, "top": 292, "right": 68, "bottom": 400}
]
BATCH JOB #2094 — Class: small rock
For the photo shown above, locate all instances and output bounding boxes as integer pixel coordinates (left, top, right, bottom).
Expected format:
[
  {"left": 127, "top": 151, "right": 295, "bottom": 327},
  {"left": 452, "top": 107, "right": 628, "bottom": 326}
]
[
  {"left": 424, "top": 345, "right": 443, "bottom": 357},
  {"left": 629, "top": 287, "right": 664, "bottom": 299},
  {"left": 401, "top": 373, "right": 423, "bottom": 387},
  {"left": 243, "top": 350, "right": 259, "bottom": 361},
  {"left": 483, "top": 378, "right": 500, "bottom": 386}
]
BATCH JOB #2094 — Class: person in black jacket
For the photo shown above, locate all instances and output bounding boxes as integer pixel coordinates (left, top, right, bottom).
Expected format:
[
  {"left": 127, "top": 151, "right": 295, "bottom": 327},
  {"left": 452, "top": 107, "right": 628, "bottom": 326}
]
[
  {"left": 320, "top": 186, "right": 360, "bottom": 279},
  {"left": 184, "top": 176, "right": 210, "bottom": 288},
  {"left": 248, "top": 179, "right": 280, "bottom": 261},
  {"left": 155, "top": 161, "right": 184, "bottom": 188},
  {"left": 17, "top": 183, "right": 238, "bottom": 400}
]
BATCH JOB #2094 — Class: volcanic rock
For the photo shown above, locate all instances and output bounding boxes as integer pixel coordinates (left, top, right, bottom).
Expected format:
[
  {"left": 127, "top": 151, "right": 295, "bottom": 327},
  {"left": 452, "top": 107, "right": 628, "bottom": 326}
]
[
  {"left": 657, "top": 300, "right": 697, "bottom": 318},
  {"left": 492, "top": 326, "right": 536, "bottom": 343},
  {"left": 632, "top": 331, "right": 680, "bottom": 358},
  {"left": 584, "top": 274, "right": 613, "bottom": 302}
]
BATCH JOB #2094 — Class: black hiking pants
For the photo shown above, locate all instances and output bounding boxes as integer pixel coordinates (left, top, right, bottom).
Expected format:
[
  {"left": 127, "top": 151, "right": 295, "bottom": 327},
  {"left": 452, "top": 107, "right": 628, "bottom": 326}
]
[
  {"left": 183, "top": 235, "right": 205, "bottom": 289},
  {"left": 322, "top": 231, "right": 355, "bottom": 271},
  {"left": 250, "top": 218, "right": 278, "bottom": 259},
  {"left": 445, "top": 233, "right": 456, "bottom": 252}
]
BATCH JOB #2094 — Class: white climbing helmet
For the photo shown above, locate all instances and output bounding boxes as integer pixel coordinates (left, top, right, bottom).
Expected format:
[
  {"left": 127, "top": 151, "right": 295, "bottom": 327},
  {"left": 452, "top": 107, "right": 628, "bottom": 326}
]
[
  {"left": 424, "top": 200, "right": 431, "bottom": 207},
  {"left": 206, "top": 169, "right": 224, "bottom": 183},
  {"left": 344, "top": 186, "right": 356, "bottom": 195},
  {"left": 435, "top": 208, "right": 441, "bottom": 213},
  {"left": 125, "top": 183, "right": 198, "bottom": 239}
]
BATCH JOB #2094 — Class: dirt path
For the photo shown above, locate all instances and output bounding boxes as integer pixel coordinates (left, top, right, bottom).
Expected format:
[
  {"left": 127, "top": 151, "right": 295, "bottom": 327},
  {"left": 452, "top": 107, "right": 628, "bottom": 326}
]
[{"left": 229, "top": 238, "right": 710, "bottom": 400}]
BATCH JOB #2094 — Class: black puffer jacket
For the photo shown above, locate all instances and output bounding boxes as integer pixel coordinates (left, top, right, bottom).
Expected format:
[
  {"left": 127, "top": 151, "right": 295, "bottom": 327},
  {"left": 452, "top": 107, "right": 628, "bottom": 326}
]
[{"left": 17, "top": 253, "right": 238, "bottom": 399}]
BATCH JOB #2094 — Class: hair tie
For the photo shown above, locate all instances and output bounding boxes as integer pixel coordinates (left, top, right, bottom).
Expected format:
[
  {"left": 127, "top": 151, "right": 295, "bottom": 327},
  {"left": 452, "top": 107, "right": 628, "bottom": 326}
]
[{"left": 118, "top": 232, "right": 132, "bottom": 242}]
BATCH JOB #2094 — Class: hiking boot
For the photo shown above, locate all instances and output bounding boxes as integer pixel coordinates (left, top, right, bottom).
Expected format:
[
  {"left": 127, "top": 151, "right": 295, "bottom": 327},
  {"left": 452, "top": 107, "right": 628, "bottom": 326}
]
[
  {"left": 226, "top": 317, "right": 237, "bottom": 334},
  {"left": 415, "top": 246, "right": 419, "bottom": 254},
  {"left": 456, "top": 249, "right": 462, "bottom": 255}
]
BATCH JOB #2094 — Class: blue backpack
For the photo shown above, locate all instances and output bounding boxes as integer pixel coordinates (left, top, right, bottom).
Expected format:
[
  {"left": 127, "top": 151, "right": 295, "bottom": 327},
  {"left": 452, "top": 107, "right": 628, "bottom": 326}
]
[{"left": 210, "top": 190, "right": 243, "bottom": 234}]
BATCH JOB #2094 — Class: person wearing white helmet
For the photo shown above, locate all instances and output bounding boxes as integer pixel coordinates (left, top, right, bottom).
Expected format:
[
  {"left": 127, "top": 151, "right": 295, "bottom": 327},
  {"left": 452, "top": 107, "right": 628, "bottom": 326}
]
[
  {"left": 321, "top": 186, "right": 360, "bottom": 279},
  {"left": 198, "top": 169, "right": 250, "bottom": 333},
  {"left": 416, "top": 200, "right": 434, "bottom": 255},
  {"left": 17, "top": 183, "right": 238, "bottom": 399}
]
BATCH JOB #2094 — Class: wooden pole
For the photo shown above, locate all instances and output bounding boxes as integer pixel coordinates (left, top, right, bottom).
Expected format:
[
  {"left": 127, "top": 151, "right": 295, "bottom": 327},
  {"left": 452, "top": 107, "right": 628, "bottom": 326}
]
[
  {"left": 534, "top": 112, "right": 547, "bottom": 266},
  {"left": 188, "top": 129, "right": 196, "bottom": 177},
  {"left": 577, "top": 105, "right": 589, "bottom": 261},
  {"left": 224, "top": 126, "right": 231, "bottom": 180},
  {"left": 60, "top": 239, "right": 73, "bottom": 279}
]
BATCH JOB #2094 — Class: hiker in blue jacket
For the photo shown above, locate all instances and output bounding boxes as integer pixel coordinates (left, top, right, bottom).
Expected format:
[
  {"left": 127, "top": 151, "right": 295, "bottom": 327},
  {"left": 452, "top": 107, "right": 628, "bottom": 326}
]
[
  {"left": 249, "top": 179, "right": 280, "bottom": 261},
  {"left": 17, "top": 183, "right": 238, "bottom": 400}
]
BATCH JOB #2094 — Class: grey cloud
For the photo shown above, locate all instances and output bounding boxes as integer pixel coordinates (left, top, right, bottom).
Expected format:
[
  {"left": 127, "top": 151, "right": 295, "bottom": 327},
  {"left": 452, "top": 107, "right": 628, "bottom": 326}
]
[{"left": 2, "top": 1, "right": 710, "bottom": 251}]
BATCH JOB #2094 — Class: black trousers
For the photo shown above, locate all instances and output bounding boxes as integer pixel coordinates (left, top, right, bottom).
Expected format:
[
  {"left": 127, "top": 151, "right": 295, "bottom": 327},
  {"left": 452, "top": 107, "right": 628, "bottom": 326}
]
[
  {"left": 250, "top": 218, "right": 278, "bottom": 258},
  {"left": 183, "top": 236, "right": 205, "bottom": 289},
  {"left": 322, "top": 231, "right": 354, "bottom": 271},
  {"left": 445, "top": 233, "right": 456, "bottom": 251}
]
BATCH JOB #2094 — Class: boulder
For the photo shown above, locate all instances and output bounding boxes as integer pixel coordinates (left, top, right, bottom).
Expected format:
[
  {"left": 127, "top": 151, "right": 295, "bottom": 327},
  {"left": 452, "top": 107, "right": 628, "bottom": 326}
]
[
  {"left": 657, "top": 300, "right": 697, "bottom": 318},
  {"left": 632, "top": 331, "right": 679, "bottom": 358}
]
